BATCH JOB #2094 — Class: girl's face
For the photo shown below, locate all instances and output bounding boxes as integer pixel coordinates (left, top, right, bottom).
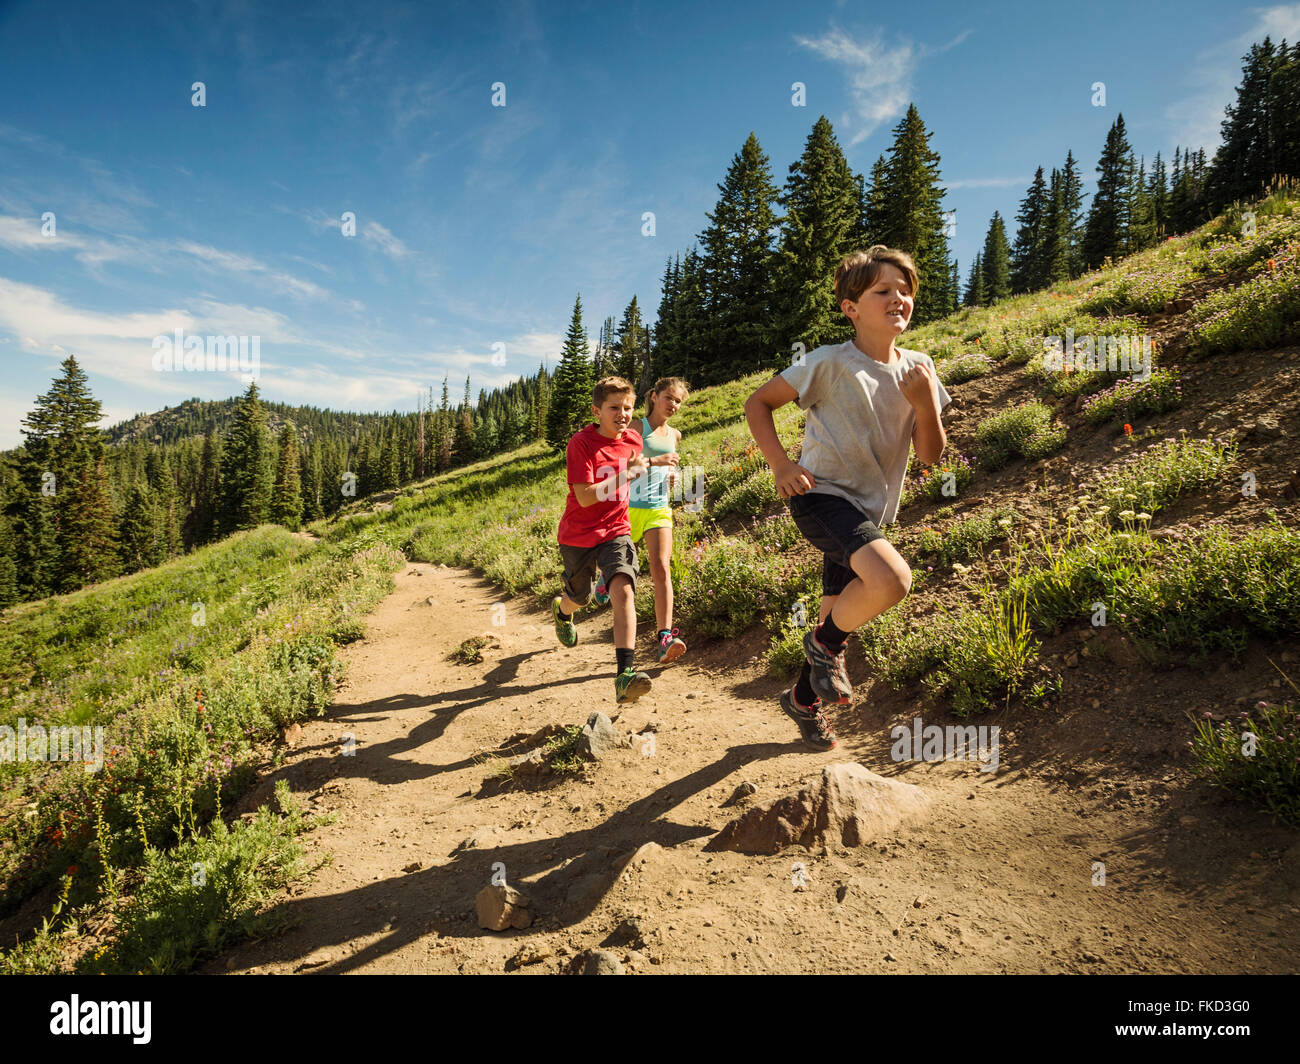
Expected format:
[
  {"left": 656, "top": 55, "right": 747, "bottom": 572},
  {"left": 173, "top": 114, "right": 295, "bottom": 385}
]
[{"left": 652, "top": 388, "right": 686, "bottom": 420}]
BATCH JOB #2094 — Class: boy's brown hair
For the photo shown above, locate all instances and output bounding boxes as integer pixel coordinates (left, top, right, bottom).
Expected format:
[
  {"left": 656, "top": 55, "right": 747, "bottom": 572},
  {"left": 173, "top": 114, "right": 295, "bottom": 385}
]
[
  {"left": 592, "top": 376, "right": 636, "bottom": 407},
  {"left": 834, "top": 246, "right": 920, "bottom": 307}
]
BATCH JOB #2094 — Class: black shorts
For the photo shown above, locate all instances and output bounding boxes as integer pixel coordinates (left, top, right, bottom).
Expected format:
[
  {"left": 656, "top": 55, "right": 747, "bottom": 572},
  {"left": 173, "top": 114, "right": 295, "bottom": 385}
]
[
  {"left": 787, "top": 491, "right": 887, "bottom": 597},
  {"left": 559, "top": 536, "right": 638, "bottom": 604}
]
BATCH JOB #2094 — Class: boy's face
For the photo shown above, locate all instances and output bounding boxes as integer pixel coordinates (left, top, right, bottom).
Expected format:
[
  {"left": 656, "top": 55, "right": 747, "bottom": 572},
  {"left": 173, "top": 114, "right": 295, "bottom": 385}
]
[
  {"left": 842, "top": 264, "right": 914, "bottom": 336},
  {"left": 594, "top": 392, "right": 635, "bottom": 437}
]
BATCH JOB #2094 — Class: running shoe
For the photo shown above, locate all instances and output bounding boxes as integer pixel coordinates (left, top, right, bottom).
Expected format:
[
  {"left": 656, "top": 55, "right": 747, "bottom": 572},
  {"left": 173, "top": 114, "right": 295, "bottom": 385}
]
[
  {"left": 552, "top": 597, "right": 577, "bottom": 647},
  {"left": 803, "top": 628, "right": 853, "bottom": 705},
  {"left": 615, "top": 667, "right": 652, "bottom": 704},
  {"left": 593, "top": 578, "right": 610, "bottom": 606},
  {"left": 780, "top": 687, "right": 837, "bottom": 750},
  {"left": 657, "top": 628, "right": 686, "bottom": 664}
]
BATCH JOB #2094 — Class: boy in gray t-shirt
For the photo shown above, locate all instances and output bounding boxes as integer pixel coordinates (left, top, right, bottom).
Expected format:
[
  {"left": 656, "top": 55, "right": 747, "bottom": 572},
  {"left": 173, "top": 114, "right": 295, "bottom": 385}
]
[{"left": 745, "top": 246, "right": 952, "bottom": 750}]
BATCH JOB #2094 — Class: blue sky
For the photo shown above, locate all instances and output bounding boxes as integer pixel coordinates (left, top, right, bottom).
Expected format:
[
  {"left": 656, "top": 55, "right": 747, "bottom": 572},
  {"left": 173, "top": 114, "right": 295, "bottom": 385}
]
[{"left": 2, "top": 0, "right": 1297, "bottom": 449}]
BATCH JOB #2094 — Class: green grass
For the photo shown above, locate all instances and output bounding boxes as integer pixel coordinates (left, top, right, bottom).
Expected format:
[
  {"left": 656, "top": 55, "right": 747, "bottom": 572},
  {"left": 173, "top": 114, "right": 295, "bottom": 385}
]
[
  {"left": 1191, "top": 696, "right": 1300, "bottom": 827},
  {"left": 974, "top": 402, "right": 1067, "bottom": 470}
]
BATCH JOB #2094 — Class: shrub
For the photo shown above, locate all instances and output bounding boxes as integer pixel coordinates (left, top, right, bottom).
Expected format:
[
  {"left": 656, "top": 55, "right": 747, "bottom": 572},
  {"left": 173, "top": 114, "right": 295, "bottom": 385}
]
[
  {"left": 1187, "top": 248, "right": 1300, "bottom": 357},
  {"left": 914, "top": 451, "right": 975, "bottom": 503},
  {"left": 914, "top": 505, "right": 1022, "bottom": 567},
  {"left": 1191, "top": 699, "right": 1300, "bottom": 826},
  {"left": 938, "top": 353, "right": 994, "bottom": 385},
  {"left": 715, "top": 467, "right": 780, "bottom": 520},
  {"left": 975, "top": 403, "right": 1066, "bottom": 470},
  {"left": 1080, "top": 369, "right": 1183, "bottom": 425}
]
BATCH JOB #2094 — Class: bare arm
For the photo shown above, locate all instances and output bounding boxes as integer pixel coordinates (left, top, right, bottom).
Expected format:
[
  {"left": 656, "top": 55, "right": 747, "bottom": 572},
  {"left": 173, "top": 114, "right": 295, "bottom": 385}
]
[
  {"left": 743, "top": 376, "right": 817, "bottom": 497},
  {"left": 571, "top": 454, "right": 649, "bottom": 507}
]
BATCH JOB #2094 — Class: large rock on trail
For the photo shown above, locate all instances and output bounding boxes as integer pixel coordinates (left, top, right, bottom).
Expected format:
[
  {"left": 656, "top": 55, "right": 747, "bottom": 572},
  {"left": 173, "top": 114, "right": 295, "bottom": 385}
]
[
  {"left": 706, "top": 763, "right": 930, "bottom": 855},
  {"left": 475, "top": 884, "right": 534, "bottom": 931},
  {"left": 578, "top": 712, "right": 622, "bottom": 760}
]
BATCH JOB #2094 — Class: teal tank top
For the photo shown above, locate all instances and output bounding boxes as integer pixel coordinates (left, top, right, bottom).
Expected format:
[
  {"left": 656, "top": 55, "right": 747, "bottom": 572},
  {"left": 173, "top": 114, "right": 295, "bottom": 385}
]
[{"left": 630, "top": 416, "right": 675, "bottom": 509}]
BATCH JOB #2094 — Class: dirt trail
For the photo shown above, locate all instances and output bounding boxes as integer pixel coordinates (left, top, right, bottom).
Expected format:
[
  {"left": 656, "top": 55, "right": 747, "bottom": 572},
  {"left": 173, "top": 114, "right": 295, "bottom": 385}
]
[{"left": 210, "top": 562, "right": 1300, "bottom": 974}]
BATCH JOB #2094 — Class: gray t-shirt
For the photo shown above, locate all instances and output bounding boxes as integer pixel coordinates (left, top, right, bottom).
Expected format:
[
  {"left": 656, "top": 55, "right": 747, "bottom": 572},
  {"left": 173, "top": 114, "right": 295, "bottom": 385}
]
[{"left": 779, "top": 341, "right": 952, "bottom": 527}]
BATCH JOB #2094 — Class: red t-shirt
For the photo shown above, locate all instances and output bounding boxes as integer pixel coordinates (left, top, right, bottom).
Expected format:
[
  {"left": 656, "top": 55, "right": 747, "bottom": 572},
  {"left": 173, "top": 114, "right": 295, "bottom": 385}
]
[{"left": 557, "top": 423, "right": 644, "bottom": 547}]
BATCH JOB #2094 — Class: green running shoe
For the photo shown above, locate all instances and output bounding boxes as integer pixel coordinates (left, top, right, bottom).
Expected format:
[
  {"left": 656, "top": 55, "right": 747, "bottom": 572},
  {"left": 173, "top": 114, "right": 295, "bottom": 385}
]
[
  {"left": 615, "top": 667, "right": 652, "bottom": 704},
  {"left": 553, "top": 597, "right": 577, "bottom": 647}
]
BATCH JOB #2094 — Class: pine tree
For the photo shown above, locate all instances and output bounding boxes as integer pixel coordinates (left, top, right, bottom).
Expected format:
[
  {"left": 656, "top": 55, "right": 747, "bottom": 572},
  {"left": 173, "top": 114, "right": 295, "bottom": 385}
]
[
  {"left": 118, "top": 481, "right": 155, "bottom": 573},
  {"left": 1010, "top": 167, "right": 1050, "bottom": 293},
  {"left": 947, "top": 259, "right": 961, "bottom": 316},
  {"left": 546, "top": 295, "right": 595, "bottom": 449},
  {"left": 1060, "top": 150, "right": 1087, "bottom": 276},
  {"left": 301, "top": 438, "right": 323, "bottom": 522},
  {"left": 697, "top": 132, "right": 779, "bottom": 382},
  {"left": 19, "top": 356, "right": 120, "bottom": 592},
  {"left": 1082, "top": 115, "right": 1135, "bottom": 269},
  {"left": 1128, "top": 156, "right": 1156, "bottom": 252},
  {"left": 1149, "top": 152, "right": 1169, "bottom": 239},
  {"left": 1041, "top": 168, "right": 1071, "bottom": 284},
  {"left": 963, "top": 252, "right": 985, "bottom": 306},
  {"left": 436, "top": 376, "right": 454, "bottom": 471},
  {"left": 532, "top": 364, "right": 551, "bottom": 442},
  {"left": 863, "top": 105, "right": 952, "bottom": 325},
  {"left": 0, "top": 482, "right": 20, "bottom": 608},
  {"left": 614, "top": 295, "right": 648, "bottom": 385},
  {"left": 1207, "top": 37, "right": 1280, "bottom": 211},
  {"left": 980, "top": 213, "right": 1011, "bottom": 303},
  {"left": 670, "top": 251, "right": 708, "bottom": 382},
  {"left": 60, "top": 451, "right": 120, "bottom": 589},
  {"left": 218, "top": 382, "right": 274, "bottom": 533},
  {"left": 863, "top": 154, "right": 889, "bottom": 249},
  {"left": 773, "top": 117, "right": 860, "bottom": 352},
  {"left": 650, "top": 257, "right": 679, "bottom": 379},
  {"left": 1271, "top": 40, "right": 1300, "bottom": 183},
  {"left": 271, "top": 422, "right": 303, "bottom": 530}
]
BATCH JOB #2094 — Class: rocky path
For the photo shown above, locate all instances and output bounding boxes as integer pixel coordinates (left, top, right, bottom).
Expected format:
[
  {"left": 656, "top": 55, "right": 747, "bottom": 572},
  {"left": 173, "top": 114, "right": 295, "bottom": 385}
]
[{"left": 209, "top": 562, "right": 1300, "bottom": 974}]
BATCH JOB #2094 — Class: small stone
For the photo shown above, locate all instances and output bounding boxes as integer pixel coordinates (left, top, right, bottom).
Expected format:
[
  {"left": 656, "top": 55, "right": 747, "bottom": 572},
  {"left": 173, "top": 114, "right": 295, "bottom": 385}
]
[
  {"left": 582, "top": 949, "right": 625, "bottom": 975},
  {"left": 913, "top": 894, "right": 930, "bottom": 909},
  {"left": 835, "top": 884, "right": 849, "bottom": 903},
  {"left": 402, "top": 861, "right": 422, "bottom": 873},
  {"left": 626, "top": 949, "right": 648, "bottom": 969},
  {"left": 884, "top": 952, "right": 897, "bottom": 962},
  {"left": 279, "top": 722, "right": 303, "bottom": 746},
  {"left": 1064, "top": 651, "right": 1080, "bottom": 668},
  {"left": 723, "top": 781, "right": 758, "bottom": 807}
]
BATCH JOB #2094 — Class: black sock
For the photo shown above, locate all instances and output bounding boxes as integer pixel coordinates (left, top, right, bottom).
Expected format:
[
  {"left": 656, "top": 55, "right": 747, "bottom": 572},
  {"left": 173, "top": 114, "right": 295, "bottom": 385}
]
[
  {"left": 616, "top": 647, "right": 635, "bottom": 673},
  {"left": 557, "top": 606, "right": 572, "bottom": 622},
  {"left": 795, "top": 663, "right": 819, "bottom": 707},
  {"left": 815, "top": 614, "right": 849, "bottom": 653}
]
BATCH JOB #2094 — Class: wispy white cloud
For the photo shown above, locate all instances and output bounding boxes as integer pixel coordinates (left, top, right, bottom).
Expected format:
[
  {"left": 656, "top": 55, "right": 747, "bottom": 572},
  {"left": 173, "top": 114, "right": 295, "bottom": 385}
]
[
  {"left": 362, "top": 220, "right": 413, "bottom": 260},
  {"left": 793, "top": 26, "right": 972, "bottom": 147},
  {"left": 1163, "top": 4, "right": 1300, "bottom": 156},
  {"left": 794, "top": 26, "right": 918, "bottom": 147}
]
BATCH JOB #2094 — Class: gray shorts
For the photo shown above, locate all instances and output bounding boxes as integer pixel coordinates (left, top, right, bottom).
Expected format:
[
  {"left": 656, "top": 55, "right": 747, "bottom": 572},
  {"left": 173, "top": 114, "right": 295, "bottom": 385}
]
[{"left": 559, "top": 536, "right": 639, "bottom": 604}]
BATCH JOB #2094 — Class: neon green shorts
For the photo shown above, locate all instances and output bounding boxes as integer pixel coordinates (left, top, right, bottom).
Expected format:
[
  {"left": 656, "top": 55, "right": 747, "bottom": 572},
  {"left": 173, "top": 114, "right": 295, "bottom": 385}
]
[{"left": 629, "top": 505, "right": 673, "bottom": 543}]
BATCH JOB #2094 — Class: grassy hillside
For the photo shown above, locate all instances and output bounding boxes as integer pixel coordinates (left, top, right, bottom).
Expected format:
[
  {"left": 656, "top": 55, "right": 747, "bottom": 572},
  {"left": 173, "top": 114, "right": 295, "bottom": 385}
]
[{"left": 3, "top": 187, "right": 1298, "bottom": 972}]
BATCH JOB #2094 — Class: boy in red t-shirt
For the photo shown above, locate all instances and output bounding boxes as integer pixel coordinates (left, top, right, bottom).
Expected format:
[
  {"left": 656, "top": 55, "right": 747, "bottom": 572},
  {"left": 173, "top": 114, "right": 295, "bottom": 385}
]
[{"left": 553, "top": 376, "right": 654, "bottom": 703}]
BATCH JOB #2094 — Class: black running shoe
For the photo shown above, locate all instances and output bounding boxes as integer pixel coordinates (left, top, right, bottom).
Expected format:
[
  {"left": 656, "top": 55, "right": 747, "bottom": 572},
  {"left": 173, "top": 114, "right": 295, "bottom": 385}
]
[
  {"left": 780, "top": 687, "right": 837, "bottom": 750},
  {"left": 803, "top": 628, "right": 853, "bottom": 705}
]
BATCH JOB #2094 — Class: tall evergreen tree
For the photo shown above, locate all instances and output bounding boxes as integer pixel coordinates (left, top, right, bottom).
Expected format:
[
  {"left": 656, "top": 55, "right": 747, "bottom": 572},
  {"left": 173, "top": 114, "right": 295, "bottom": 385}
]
[
  {"left": 1010, "top": 167, "right": 1050, "bottom": 293},
  {"left": 1060, "top": 150, "right": 1087, "bottom": 276},
  {"left": 614, "top": 295, "right": 648, "bottom": 385},
  {"left": 980, "top": 213, "right": 1011, "bottom": 303},
  {"left": 271, "top": 422, "right": 303, "bottom": 530},
  {"left": 1082, "top": 114, "right": 1135, "bottom": 269},
  {"left": 698, "top": 132, "right": 780, "bottom": 383},
  {"left": 118, "top": 481, "right": 155, "bottom": 573},
  {"left": 1207, "top": 37, "right": 1280, "bottom": 210},
  {"left": 864, "top": 105, "right": 952, "bottom": 324},
  {"left": 1128, "top": 156, "right": 1156, "bottom": 252},
  {"left": 301, "top": 437, "right": 323, "bottom": 522},
  {"left": 218, "top": 381, "right": 274, "bottom": 533},
  {"left": 773, "top": 116, "right": 860, "bottom": 352},
  {"left": 1148, "top": 151, "right": 1169, "bottom": 238},
  {"left": 1271, "top": 40, "right": 1300, "bottom": 182},
  {"left": 1041, "top": 167, "right": 1070, "bottom": 284},
  {"left": 19, "top": 356, "right": 119, "bottom": 592},
  {"left": 545, "top": 295, "right": 596, "bottom": 450},
  {"left": 963, "top": 251, "right": 985, "bottom": 306}
]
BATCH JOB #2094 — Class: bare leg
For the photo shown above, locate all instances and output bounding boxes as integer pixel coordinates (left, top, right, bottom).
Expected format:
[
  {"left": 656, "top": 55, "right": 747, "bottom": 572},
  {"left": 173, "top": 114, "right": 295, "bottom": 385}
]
[
  {"left": 823, "top": 540, "right": 912, "bottom": 632},
  {"left": 608, "top": 573, "right": 636, "bottom": 650},
  {"left": 643, "top": 525, "right": 674, "bottom": 633}
]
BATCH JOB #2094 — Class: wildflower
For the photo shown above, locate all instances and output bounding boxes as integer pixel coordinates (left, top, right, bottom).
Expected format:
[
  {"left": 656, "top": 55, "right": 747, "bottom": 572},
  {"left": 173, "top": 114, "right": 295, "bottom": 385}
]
[
  {"left": 1118, "top": 510, "right": 1136, "bottom": 520},
  {"left": 1067, "top": 505, "right": 1079, "bottom": 514},
  {"left": 1134, "top": 513, "right": 1152, "bottom": 522},
  {"left": 997, "top": 518, "right": 1013, "bottom": 529},
  {"left": 1123, "top": 424, "right": 1133, "bottom": 435}
]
